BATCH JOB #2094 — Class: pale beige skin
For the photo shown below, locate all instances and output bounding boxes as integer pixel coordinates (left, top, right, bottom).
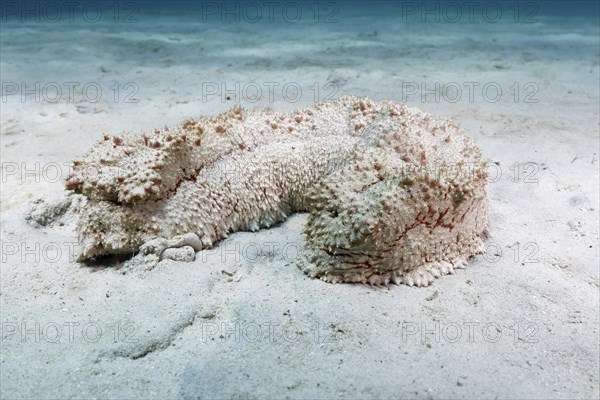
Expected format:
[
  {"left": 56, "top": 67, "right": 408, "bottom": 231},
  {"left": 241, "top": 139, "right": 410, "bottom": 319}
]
[{"left": 67, "top": 96, "right": 489, "bottom": 286}]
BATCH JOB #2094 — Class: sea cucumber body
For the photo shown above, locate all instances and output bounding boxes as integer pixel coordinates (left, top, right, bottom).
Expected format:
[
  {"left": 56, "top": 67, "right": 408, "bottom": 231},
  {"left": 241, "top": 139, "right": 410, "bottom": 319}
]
[
  {"left": 299, "top": 149, "right": 488, "bottom": 285},
  {"left": 76, "top": 136, "right": 357, "bottom": 257},
  {"left": 68, "top": 96, "right": 489, "bottom": 286}
]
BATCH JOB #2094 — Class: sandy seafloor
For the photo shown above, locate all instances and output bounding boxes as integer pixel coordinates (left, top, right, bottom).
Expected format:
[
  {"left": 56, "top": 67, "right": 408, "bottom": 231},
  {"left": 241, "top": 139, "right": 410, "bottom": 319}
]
[{"left": 1, "top": 2, "right": 599, "bottom": 399}]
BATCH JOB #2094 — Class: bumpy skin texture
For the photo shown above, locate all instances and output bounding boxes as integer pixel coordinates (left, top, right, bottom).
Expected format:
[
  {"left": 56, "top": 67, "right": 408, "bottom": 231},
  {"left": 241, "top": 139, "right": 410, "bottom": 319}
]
[{"left": 67, "top": 96, "right": 489, "bottom": 286}]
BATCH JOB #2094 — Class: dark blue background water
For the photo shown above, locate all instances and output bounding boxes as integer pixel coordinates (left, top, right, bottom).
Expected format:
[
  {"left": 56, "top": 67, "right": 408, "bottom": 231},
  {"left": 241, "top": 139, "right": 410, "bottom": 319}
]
[{"left": 1, "top": 0, "right": 599, "bottom": 23}]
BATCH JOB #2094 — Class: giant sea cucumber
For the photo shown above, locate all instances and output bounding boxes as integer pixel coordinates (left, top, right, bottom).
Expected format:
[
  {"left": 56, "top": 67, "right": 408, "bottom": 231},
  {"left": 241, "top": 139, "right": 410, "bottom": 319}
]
[{"left": 66, "top": 96, "right": 489, "bottom": 286}]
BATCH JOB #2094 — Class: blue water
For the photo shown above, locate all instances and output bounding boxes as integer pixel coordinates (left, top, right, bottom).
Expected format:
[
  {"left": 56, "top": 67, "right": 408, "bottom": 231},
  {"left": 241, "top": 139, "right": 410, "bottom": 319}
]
[
  {"left": 1, "top": 0, "right": 598, "bottom": 113},
  {"left": 2, "top": 0, "right": 599, "bottom": 21}
]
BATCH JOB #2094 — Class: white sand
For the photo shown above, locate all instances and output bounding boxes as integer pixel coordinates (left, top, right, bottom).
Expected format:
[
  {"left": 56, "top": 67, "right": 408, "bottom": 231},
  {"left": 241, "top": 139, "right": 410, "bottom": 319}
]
[{"left": 1, "top": 7, "right": 598, "bottom": 399}]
